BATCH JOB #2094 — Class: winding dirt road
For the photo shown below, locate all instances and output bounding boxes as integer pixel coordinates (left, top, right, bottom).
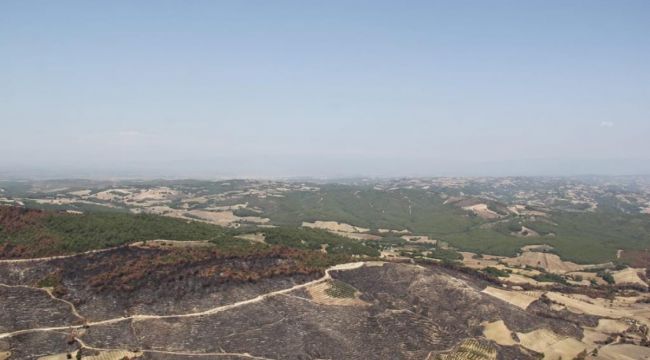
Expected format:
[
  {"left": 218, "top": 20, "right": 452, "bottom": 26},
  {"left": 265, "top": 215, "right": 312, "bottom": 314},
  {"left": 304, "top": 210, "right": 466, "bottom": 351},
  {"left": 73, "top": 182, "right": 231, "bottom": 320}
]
[
  {"left": 0, "top": 246, "right": 127, "bottom": 264},
  {"left": 0, "top": 262, "right": 365, "bottom": 341}
]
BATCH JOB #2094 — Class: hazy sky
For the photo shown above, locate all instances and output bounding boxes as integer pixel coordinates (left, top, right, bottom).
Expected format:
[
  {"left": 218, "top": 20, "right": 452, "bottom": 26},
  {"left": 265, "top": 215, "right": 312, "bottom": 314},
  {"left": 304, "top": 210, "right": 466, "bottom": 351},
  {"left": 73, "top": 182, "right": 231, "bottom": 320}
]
[{"left": 1, "top": 1, "right": 649, "bottom": 177}]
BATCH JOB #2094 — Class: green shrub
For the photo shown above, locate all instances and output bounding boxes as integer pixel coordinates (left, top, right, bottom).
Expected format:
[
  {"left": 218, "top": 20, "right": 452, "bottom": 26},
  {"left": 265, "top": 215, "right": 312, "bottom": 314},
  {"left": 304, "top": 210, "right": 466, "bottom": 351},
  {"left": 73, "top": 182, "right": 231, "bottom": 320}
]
[
  {"left": 533, "top": 273, "right": 567, "bottom": 285},
  {"left": 598, "top": 271, "right": 615, "bottom": 285},
  {"left": 261, "top": 227, "right": 380, "bottom": 257},
  {"left": 482, "top": 267, "right": 510, "bottom": 278},
  {"left": 325, "top": 280, "right": 357, "bottom": 298}
]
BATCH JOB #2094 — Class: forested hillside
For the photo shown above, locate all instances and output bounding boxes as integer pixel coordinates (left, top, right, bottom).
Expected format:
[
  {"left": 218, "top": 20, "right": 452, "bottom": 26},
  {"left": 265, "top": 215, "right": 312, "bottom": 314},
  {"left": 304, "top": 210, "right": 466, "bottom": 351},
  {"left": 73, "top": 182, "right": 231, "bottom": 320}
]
[{"left": 0, "top": 206, "right": 380, "bottom": 261}]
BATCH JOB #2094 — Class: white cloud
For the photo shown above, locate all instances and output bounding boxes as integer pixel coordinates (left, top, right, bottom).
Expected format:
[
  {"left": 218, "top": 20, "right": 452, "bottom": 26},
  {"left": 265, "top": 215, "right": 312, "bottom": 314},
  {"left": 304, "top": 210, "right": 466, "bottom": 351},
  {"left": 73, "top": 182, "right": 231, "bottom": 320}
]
[{"left": 600, "top": 121, "right": 614, "bottom": 128}]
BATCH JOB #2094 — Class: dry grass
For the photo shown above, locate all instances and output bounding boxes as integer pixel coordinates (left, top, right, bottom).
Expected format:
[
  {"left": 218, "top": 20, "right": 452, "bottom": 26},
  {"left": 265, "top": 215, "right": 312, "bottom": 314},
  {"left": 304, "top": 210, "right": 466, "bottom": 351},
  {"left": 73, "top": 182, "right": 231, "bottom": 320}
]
[
  {"left": 481, "top": 287, "right": 541, "bottom": 310},
  {"left": 612, "top": 268, "right": 648, "bottom": 288},
  {"left": 507, "top": 205, "right": 549, "bottom": 217},
  {"left": 184, "top": 209, "right": 269, "bottom": 227},
  {"left": 459, "top": 252, "right": 502, "bottom": 269},
  {"left": 594, "top": 319, "right": 630, "bottom": 334},
  {"left": 482, "top": 320, "right": 516, "bottom": 346},
  {"left": 502, "top": 274, "right": 553, "bottom": 287},
  {"left": 565, "top": 271, "right": 608, "bottom": 285},
  {"left": 462, "top": 203, "right": 501, "bottom": 220},
  {"left": 330, "top": 231, "right": 381, "bottom": 240},
  {"left": 302, "top": 220, "right": 381, "bottom": 240},
  {"left": 377, "top": 228, "right": 409, "bottom": 234},
  {"left": 544, "top": 292, "right": 632, "bottom": 319},
  {"left": 131, "top": 187, "right": 177, "bottom": 201},
  {"left": 595, "top": 344, "right": 650, "bottom": 360},
  {"left": 517, "top": 328, "right": 586, "bottom": 360},
  {"left": 502, "top": 251, "right": 583, "bottom": 274},
  {"left": 93, "top": 188, "right": 132, "bottom": 201},
  {"left": 581, "top": 319, "right": 631, "bottom": 351},
  {"left": 302, "top": 221, "right": 370, "bottom": 233}
]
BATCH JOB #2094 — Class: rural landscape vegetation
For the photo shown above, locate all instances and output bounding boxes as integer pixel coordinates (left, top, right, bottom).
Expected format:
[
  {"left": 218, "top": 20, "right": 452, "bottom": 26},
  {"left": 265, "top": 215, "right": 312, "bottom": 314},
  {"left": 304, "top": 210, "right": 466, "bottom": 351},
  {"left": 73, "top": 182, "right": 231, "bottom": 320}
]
[
  {"left": 3, "top": 0, "right": 650, "bottom": 359},
  {"left": 2, "top": 176, "right": 650, "bottom": 359}
]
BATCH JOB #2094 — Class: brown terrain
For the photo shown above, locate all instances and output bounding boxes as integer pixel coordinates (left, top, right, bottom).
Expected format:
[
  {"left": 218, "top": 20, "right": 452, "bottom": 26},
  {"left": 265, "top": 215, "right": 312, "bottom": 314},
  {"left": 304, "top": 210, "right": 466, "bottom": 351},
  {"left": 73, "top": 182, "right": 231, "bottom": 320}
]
[
  {"left": 2, "top": 256, "right": 587, "bottom": 359},
  {"left": 2, "top": 176, "right": 650, "bottom": 359},
  {"left": 0, "top": 207, "right": 60, "bottom": 259},
  {"left": 3, "top": 247, "right": 650, "bottom": 359}
]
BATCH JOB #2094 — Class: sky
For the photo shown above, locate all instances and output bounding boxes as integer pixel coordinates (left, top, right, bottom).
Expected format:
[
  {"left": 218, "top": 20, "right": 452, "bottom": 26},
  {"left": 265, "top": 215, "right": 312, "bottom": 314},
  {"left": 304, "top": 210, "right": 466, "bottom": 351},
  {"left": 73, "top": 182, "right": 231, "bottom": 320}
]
[{"left": 1, "top": 1, "right": 649, "bottom": 178}]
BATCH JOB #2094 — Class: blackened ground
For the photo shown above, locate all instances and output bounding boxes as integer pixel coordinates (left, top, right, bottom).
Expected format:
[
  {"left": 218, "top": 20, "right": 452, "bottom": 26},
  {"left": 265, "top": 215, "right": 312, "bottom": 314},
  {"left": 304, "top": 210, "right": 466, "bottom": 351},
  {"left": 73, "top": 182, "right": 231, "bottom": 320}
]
[
  {"left": 2, "top": 262, "right": 596, "bottom": 359},
  {"left": 0, "top": 245, "right": 323, "bottom": 322}
]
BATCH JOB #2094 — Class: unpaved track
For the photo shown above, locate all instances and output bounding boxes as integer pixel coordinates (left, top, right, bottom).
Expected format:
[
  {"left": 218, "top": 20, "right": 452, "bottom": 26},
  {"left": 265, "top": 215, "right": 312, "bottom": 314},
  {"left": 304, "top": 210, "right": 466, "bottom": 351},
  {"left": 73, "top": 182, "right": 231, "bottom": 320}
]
[
  {"left": 0, "top": 283, "right": 85, "bottom": 320},
  {"left": 0, "top": 262, "right": 366, "bottom": 340},
  {"left": 0, "top": 246, "right": 126, "bottom": 264},
  {"left": 75, "top": 337, "right": 276, "bottom": 360}
]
